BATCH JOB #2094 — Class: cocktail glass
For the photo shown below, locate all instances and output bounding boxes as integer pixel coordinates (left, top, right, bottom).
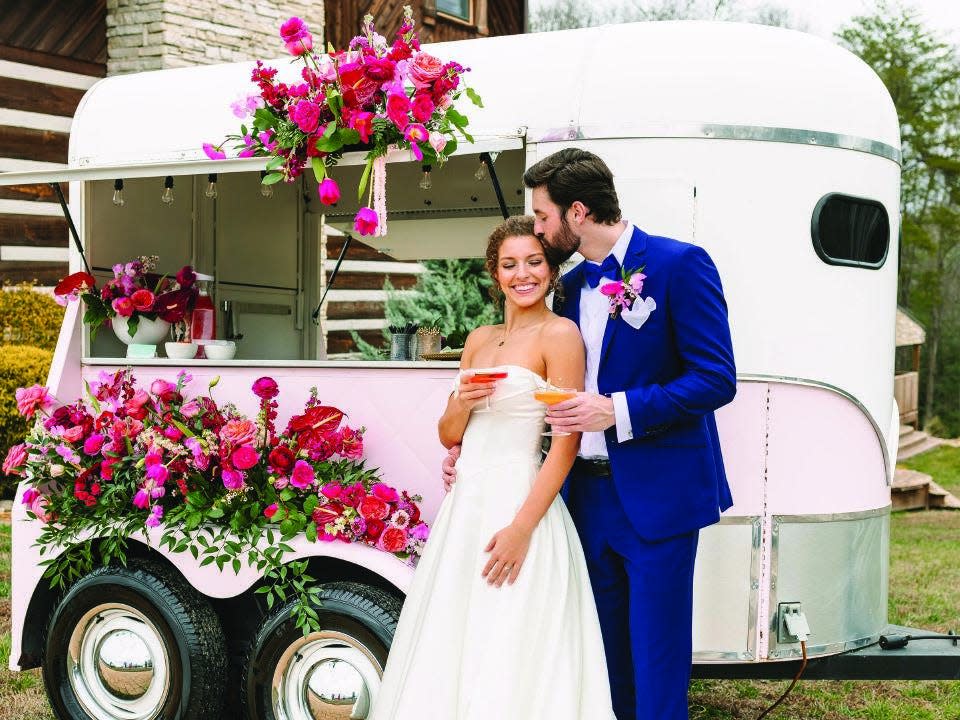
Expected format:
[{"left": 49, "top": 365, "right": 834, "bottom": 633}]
[
  {"left": 467, "top": 371, "right": 508, "bottom": 411},
  {"left": 534, "top": 387, "right": 577, "bottom": 436}
]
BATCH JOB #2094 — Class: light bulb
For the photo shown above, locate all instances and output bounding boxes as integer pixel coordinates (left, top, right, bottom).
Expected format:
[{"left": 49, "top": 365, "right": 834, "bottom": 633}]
[
  {"left": 419, "top": 165, "right": 432, "bottom": 190},
  {"left": 112, "top": 179, "right": 125, "bottom": 206},
  {"left": 205, "top": 173, "right": 218, "bottom": 199},
  {"left": 161, "top": 176, "right": 174, "bottom": 205},
  {"left": 474, "top": 160, "right": 487, "bottom": 182},
  {"left": 259, "top": 171, "right": 274, "bottom": 198}
]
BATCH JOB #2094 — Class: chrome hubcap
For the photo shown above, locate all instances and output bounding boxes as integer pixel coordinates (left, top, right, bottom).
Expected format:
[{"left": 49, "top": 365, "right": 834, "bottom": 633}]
[
  {"left": 272, "top": 631, "right": 382, "bottom": 720},
  {"left": 67, "top": 603, "right": 171, "bottom": 720}
]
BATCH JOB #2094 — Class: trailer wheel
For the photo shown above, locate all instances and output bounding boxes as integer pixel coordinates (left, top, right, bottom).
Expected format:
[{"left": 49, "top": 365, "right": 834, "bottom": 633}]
[
  {"left": 43, "top": 560, "right": 226, "bottom": 720},
  {"left": 245, "top": 581, "right": 402, "bottom": 720}
]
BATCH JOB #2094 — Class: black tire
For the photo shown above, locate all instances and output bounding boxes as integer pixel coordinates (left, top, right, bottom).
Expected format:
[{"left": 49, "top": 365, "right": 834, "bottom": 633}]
[
  {"left": 43, "top": 559, "right": 227, "bottom": 720},
  {"left": 245, "top": 581, "right": 402, "bottom": 720}
]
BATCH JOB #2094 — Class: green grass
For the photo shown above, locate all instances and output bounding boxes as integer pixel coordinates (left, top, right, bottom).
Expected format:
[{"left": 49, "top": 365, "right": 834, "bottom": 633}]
[{"left": 1, "top": 450, "right": 958, "bottom": 719}]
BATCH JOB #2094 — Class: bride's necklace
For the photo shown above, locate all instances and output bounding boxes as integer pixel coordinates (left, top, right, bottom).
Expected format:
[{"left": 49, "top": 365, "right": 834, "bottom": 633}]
[{"left": 497, "top": 318, "right": 547, "bottom": 347}]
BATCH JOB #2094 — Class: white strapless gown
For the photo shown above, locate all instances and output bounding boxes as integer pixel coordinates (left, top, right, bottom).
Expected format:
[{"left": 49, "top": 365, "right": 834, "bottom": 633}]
[{"left": 369, "top": 365, "right": 616, "bottom": 720}]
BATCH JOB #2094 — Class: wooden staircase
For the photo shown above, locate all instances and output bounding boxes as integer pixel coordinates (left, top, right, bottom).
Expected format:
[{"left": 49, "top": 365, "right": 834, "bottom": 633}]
[{"left": 892, "top": 425, "right": 960, "bottom": 511}]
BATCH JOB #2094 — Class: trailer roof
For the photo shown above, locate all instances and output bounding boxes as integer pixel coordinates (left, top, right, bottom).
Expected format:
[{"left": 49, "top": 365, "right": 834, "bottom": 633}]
[{"left": 0, "top": 20, "right": 900, "bottom": 186}]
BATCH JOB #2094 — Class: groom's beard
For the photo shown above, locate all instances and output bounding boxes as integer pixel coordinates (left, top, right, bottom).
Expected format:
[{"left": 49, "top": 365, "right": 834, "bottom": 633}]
[{"left": 542, "top": 216, "right": 581, "bottom": 264}]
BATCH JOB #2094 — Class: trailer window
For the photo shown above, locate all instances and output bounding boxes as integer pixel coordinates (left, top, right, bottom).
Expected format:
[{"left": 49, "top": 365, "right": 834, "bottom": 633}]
[
  {"left": 437, "top": 0, "right": 471, "bottom": 22},
  {"left": 812, "top": 194, "right": 889, "bottom": 269}
]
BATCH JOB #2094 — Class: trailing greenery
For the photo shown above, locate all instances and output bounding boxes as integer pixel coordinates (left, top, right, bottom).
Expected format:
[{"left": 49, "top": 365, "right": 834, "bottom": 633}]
[
  {"left": 0, "top": 345, "right": 52, "bottom": 499},
  {"left": 0, "top": 286, "right": 64, "bottom": 351}
]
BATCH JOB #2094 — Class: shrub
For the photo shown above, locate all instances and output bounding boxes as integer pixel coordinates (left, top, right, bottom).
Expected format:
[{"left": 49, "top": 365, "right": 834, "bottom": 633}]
[
  {"left": 0, "top": 284, "right": 65, "bottom": 350},
  {"left": 0, "top": 344, "right": 53, "bottom": 498},
  {"left": 923, "top": 415, "right": 949, "bottom": 439}
]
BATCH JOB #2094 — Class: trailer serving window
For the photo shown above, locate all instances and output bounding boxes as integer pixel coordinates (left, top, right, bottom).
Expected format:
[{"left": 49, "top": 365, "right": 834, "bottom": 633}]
[{"left": 811, "top": 193, "right": 889, "bottom": 269}]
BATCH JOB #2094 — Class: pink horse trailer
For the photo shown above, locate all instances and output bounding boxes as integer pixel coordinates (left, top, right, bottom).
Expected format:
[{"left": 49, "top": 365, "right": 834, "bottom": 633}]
[{"left": 1, "top": 20, "right": 956, "bottom": 720}]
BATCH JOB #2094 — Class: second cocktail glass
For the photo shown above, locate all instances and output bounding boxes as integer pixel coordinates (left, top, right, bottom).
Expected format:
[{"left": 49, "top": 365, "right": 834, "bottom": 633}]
[{"left": 534, "top": 386, "right": 577, "bottom": 436}]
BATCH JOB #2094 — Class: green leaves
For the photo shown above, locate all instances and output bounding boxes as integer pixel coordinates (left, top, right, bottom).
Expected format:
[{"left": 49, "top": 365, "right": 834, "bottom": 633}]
[{"left": 465, "top": 87, "right": 483, "bottom": 108}]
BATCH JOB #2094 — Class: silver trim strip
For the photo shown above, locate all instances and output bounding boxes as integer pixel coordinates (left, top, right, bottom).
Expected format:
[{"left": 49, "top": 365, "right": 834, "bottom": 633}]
[
  {"left": 529, "top": 123, "right": 902, "bottom": 164},
  {"left": 771, "top": 634, "right": 879, "bottom": 660},
  {"left": 775, "top": 506, "right": 891, "bottom": 524},
  {"left": 737, "top": 374, "right": 892, "bottom": 487}
]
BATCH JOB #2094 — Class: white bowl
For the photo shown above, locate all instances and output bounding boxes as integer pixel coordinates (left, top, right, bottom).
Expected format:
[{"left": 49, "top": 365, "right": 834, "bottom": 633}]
[
  {"left": 164, "top": 342, "right": 198, "bottom": 360},
  {"left": 202, "top": 341, "right": 237, "bottom": 360}
]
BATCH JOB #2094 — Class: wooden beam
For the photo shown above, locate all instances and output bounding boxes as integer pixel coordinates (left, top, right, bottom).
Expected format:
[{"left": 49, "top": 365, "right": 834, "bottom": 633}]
[
  {"left": 325, "top": 273, "right": 418, "bottom": 290},
  {"left": 0, "top": 43, "right": 105, "bottom": 77},
  {"left": 0, "top": 183, "right": 66, "bottom": 203},
  {"left": 325, "top": 300, "right": 387, "bottom": 320},
  {"left": 0, "top": 126, "right": 69, "bottom": 163},
  {"left": 0, "top": 260, "right": 66, "bottom": 285},
  {"left": 0, "top": 75, "right": 86, "bottom": 117},
  {"left": 0, "top": 214, "right": 68, "bottom": 246}
]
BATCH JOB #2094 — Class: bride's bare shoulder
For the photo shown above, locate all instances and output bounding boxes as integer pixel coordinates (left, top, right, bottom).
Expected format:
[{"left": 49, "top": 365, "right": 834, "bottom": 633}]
[{"left": 541, "top": 314, "right": 581, "bottom": 343}]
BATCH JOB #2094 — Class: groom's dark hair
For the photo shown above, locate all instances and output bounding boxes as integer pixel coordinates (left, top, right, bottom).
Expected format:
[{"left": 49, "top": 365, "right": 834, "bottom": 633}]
[{"left": 523, "top": 148, "right": 622, "bottom": 225}]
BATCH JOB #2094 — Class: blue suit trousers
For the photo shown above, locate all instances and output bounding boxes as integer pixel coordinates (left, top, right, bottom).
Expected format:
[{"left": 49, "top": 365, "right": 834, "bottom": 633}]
[{"left": 567, "top": 470, "right": 699, "bottom": 720}]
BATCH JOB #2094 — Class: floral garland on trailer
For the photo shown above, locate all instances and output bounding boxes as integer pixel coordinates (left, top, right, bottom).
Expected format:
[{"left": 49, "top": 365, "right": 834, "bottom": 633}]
[
  {"left": 4, "top": 371, "right": 428, "bottom": 632},
  {"left": 203, "top": 6, "right": 482, "bottom": 237}
]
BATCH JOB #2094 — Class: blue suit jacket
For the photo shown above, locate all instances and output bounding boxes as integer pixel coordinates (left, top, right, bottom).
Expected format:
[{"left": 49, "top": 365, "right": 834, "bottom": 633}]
[{"left": 557, "top": 226, "right": 736, "bottom": 541}]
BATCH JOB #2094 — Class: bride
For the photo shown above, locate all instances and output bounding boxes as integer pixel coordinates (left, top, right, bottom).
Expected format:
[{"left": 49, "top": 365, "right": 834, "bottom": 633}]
[{"left": 369, "top": 215, "right": 616, "bottom": 719}]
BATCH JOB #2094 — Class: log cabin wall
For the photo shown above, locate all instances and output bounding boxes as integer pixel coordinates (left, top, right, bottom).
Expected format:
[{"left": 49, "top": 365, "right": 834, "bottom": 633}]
[
  {"left": 325, "top": 0, "right": 526, "bottom": 51},
  {"left": 0, "top": 0, "right": 107, "bottom": 286}
]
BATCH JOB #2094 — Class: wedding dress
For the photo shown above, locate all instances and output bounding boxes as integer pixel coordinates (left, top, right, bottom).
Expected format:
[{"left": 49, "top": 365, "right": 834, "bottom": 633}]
[{"left": 369, "top": 365, "right": 616, "bottom": 720}]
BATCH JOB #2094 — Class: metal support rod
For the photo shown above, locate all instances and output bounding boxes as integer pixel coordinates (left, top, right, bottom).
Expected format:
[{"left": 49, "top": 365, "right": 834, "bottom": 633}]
[
  {"left": 480, "top": 151, "right": 509, "bottom": 220},
  {"left": 50, "top": 182, "right": 92, "bottom": 275},
  {"left": 312, "top": 233, "right": 352, "bottom": 325}
]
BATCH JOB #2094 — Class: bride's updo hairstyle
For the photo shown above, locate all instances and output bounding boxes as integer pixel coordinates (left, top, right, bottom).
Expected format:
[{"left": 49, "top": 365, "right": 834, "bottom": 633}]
[{"left": 484, "top": 215, "right": 562, "bottom": 307}]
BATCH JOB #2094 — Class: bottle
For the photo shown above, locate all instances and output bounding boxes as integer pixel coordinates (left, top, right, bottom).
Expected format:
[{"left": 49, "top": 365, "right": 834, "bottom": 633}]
[{"left": 190, "top": 273, "right": 216, "bottom": 358}]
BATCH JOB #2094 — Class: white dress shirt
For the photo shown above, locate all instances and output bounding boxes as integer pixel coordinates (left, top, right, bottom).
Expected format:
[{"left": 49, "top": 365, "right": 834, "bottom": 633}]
[{"left": 578, "top": 222, "right": 636, "bottom": 459}]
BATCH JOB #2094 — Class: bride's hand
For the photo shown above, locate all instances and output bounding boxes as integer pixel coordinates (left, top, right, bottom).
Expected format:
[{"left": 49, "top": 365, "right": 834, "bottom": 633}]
[
  {"left": 456, "top": 374, "right": 497, "bottom": 411},
  {"left": 482, "top": 522, "right": 532, "bottom": 587}
]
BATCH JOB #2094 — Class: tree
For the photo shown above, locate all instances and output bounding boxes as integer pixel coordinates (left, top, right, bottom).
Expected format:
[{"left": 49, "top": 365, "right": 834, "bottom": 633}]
[{"left": 837, "top": 2, "right": 960, "bottom": 432}]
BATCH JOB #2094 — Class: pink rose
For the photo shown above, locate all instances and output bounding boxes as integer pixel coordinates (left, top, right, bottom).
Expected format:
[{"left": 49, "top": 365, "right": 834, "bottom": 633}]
[
  {"left": 60, "top": 425, "right": 85, "bottom": 444},
  {"left": 364, "top": 57, "right": 397, "bottom": 81},
  {"left": 385, "top": 93, "right": 411, "bottom": 131},
  {"left": 317, "top": 178, "right": 341, "bottom": 206},
  {"left": 15, "top": 385, "right": 54, "bottom": 418},
  {"left": 321, "top": 482, "right": 343, "bottom": 500},
  {"left": 371, "top": 482, "right": 399, "bottom": 503},
  {"left": 429, "top": 131, "right": 447, "bottom": 155},
  {"left": 222, "top": 466, "right": 246, "bottom": 490},
  {"left": 289, "top": 99, "right": 321, "bottom": 133},
  {"left": 29, "top": 493, "right": 51, "bottom": 523},
  {"left": 83, "top": 433, "right": 105, "bottom": 455},
  {"left": 377, "top": 526, "right": 409, "bottom": 553},
  {"left": 231, "top": 445, "right": 260, "bottom": 470},
  {"left": 180, "top": 400, "right": 201, "bottom": 418},
  {"left": 359, "top": 495, "right": 390, "bottom": 521},
  {"left": 290, "top": 459, "right": 315, "bottom": 489},
  {"left": 252, "top": 376, "right": 279, "bottom": 399},
  {"left": 280, "top": 17, "right": 313, "bottom": 55},
  {"left": 220, "top": 419, "right": 257, "bottom": 448},
  {"left": 150, "top": 379, "right": 176, "bottom": 397},
  {"left": 3, "top": 444, "right": 26, "bottom": 475},
  {"left": 112, "top": 297, "right": 134, "bottom": 317},
  {"left": 163, "top": 426, "right": 183, "bottom": 442},
  {"left": 353, "top": 207, "right": 378, "bottom": 236},
  {"left": 408, "top": 53, "right": 444, "bottom": 88}
]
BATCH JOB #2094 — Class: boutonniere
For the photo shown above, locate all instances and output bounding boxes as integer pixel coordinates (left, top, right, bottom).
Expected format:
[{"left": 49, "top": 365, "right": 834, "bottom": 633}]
[{"left": 600, "top": 266, "right": 647, "bottom": 320}]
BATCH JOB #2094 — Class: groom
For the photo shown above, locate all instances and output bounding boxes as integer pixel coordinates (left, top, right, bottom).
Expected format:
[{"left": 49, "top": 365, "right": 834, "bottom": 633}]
[{"left": 444, "top": 148, "right": 736, "bottom": 720}]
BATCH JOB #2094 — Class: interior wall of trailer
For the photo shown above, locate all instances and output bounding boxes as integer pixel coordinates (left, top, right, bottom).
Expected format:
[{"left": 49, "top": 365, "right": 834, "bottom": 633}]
[{"left": 525, "top": 138, "right": 901, "bottom": 438}]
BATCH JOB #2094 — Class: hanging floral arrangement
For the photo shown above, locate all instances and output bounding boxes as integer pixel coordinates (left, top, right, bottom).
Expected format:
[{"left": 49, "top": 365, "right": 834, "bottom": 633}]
[{"left": 203, "top": 6, "right": 482, "bottom": 236}]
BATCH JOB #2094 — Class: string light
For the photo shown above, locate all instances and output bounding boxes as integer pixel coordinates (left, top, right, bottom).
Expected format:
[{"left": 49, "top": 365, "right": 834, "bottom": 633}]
[
  {"left": 112, "top": 179, "right": 125, "bottom": 206},
  {"left": 474, "top": 158, "right": 487, "bottom": 182},
  {"left": 161, "top": 176, "right": 174, "bottom": 205},
  {"left": 205, "top": 173, "right": 218, "bottom": 199},
  {"left": 419, "top": 164, "right": 432, "bottom": 190},
  {"left": 259, "top": 171, "right": 274, "bottom": 198}
]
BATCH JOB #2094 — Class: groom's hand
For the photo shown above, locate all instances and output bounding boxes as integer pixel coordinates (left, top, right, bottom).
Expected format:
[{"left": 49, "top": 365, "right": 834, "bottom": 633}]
[
  {"left": 545, "top": 392, "right": 616, "bottom": 433},
  {"left": 441, "top": 444, "right": 461, "bottom": 492}
]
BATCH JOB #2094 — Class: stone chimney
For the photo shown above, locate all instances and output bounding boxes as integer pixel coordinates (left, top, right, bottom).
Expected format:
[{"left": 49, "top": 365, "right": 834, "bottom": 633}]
[{"left": 106, "top": 0, "right": 323, "bottom": 74}]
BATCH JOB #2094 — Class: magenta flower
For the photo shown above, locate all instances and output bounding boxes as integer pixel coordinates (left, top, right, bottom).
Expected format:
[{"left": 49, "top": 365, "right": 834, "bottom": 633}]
[
  {"left": 132, "top": 488, "right": 150, "bottom": 509},
  {"left": 289, "top": 99, "right": 321, "bottom": 133},
  {"left": 411, "top": 94, "right": 434, "bottom": 123},
  {"left": 82, "top": 433, "right": 105, "bottom": 456},
  {"left": 317, "top": 178, "right": 341, "bottom": 205},
  {"left": 386, "top": 93, "right": 411, "bottom": 131},
  {"left": 264, "top": 503, "right": 279, "bottom": 519},
  {"left": 231, "top": 445, "right": 260, "bottom": 470},
  {"left": 371, "top": 482, "right": 400, "bottom": 502},
  {"left": 112, "top": 297, "right": 134, "bottom": 317},
  {"left": 280, "top": 17, "right": 313, "bottom": 55},
  {"left": 203, "top": 143, "right": 226, "bottom": 160},
  {"left": 15, "top": 385, "right": 54, "bottom": 419},
  {"left": 353, "top": 207, "right": 378, "bottom": 236},
  {"left": 321, "top": 482, "right": 342, "bottom": 500},
  {"left": 145, "top": 505, "right": 164, "bottom": 528},
  {"left": 222, "top": 466, "right": 246, "bottom": 490},
  {"left": 252, "top": 376, "right": 280, "bottom": 399},
  {"left": 410, "top": 522, "right": 430, "bottom": 541},
  {"left": 290, "top": 459, "right": 315, "bottom": 489},
  {"left": 22, "top": 487, "right": 39, "bottom": 506},
  {"left": 347, "top": 111, "right": 374, "bottom": 144}
]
